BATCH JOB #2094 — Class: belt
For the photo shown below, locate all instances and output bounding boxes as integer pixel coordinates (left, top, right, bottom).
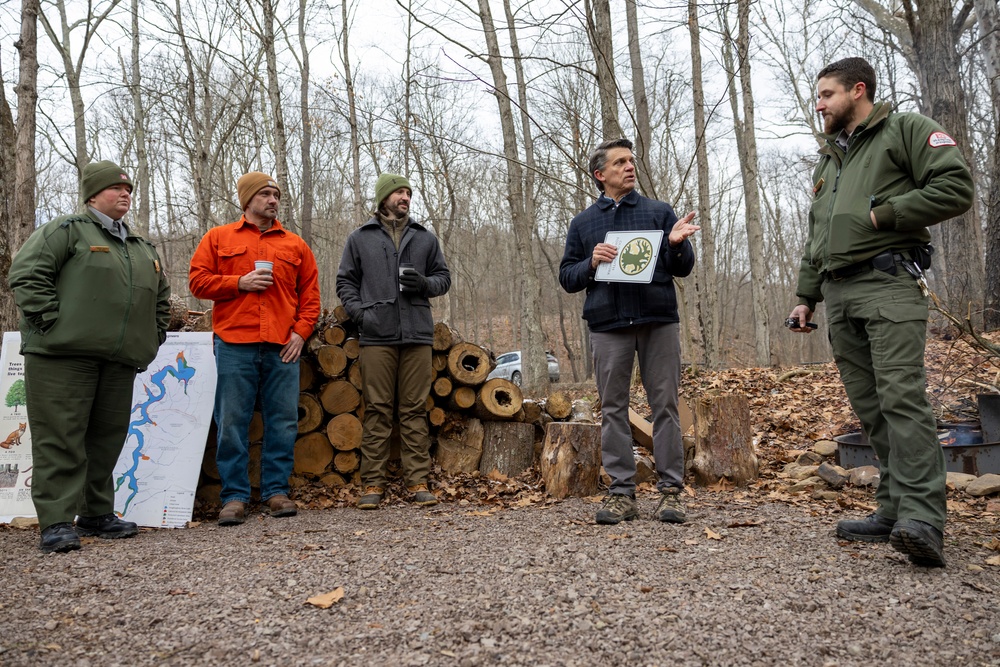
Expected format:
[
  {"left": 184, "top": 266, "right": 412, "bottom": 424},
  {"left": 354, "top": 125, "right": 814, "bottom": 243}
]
[{"left": 823, "top": 250, "right": 911, "bottom": 281}]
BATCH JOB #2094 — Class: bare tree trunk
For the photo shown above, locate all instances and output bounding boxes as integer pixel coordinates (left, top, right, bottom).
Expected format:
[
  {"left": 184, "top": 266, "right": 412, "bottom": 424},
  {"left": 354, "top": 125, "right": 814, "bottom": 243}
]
[
  {"left": 585, "top": 0, "right": 620, "bottom": 140},
  {"left": 297, "top": 0, "right": 313, "bottom": 245},
  {"left": 0, "top": 0, "right": 40, "bottom": 331},
  {"left": 475, "top": 0, "right": 547, "bottom": 392},
  {"left": 723, "top": 0, "right": 770, "bottom": 366},
  {"left": 128, "top": 0, "right": 150, "bottom": 235},
  {"left": 39, "top": 0, "right": 122, "bottom": 180},
  {"left": 624, "top": 0, "right": 655, "bottom": 198},
  {"left": 975, "top": 0, "right": 1000, "bottom": 330},
  {"left": 342, "top": 0, "right": 363, "bottom": 222},
  {"left": 260, "top": 0, "right": 294, "bottom": 232},
  {"left": 688, "top": 0, "right": 720, "bottom": 368}
]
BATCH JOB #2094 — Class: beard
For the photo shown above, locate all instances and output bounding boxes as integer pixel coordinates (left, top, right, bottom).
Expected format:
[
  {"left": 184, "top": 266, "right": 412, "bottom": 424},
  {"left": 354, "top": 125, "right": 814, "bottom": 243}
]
[{"left": 823, "top": 108, "right": 851, "bottom": 135}]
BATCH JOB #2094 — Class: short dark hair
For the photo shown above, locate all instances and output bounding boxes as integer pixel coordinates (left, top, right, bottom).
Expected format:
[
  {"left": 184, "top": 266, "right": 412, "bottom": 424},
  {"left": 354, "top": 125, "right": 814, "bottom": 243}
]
[
  {"left": 817, "top": 57, "right": 876, "bottom": 102},
  {"left": 588, "top": 138, "right": 634, "bottom": 192}
]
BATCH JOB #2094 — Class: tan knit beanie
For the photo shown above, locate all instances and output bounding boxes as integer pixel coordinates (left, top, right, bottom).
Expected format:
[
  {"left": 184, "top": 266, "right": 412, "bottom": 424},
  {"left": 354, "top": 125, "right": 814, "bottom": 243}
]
[{"left": 237, "top": 172, "right": 280, "bottom": 210}]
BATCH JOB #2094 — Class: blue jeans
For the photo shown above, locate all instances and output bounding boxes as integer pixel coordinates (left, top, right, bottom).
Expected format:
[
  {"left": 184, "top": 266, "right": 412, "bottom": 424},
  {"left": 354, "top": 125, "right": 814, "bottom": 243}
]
[{"left": 214, "top": 339, "right": 299, "bottom": 504}]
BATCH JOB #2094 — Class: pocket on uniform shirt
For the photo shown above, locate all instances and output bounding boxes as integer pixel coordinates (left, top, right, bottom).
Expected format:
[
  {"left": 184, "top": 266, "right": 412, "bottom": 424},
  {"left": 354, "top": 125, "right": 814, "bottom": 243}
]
[
  {"left": 274, "top": 251, "right": 301, "bottom": 284},
  {"left": 219, "top": 245, "right": 248, "bottom": 274}
]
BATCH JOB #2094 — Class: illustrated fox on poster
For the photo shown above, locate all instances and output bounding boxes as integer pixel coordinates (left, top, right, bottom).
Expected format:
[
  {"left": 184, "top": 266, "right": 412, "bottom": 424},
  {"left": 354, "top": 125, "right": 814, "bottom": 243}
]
[{"left": 0, "top": 422, "right": 26, "bottom": 449}]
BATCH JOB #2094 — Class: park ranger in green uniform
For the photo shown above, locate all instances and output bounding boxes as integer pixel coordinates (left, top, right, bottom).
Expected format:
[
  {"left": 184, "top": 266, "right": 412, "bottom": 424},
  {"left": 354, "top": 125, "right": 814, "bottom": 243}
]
[
  {"left": 9, "top": 160, "right": 171, "bottom": 553},
  {"left": 787, "top": 57, "right": 973, "bottom": 567}
]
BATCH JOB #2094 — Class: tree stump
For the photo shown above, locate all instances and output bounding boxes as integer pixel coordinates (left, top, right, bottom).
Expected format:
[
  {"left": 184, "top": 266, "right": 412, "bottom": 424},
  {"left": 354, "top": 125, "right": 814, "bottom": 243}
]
[
  {"left": 545, "top": 391, "right": 572, "bottom": 420},
  {"left": 479, "top": 421, "right": 534, "bottom": 477},
  {"left": 474, "top": 378, "right": 523, "bottom": 421},
  {"left": 293, "top": 432, "right": 334, "bottom": 476},
  {"left": 436, "top": 417, "right": 484, "bottom": 473},
  {"left": 326, "top": 413, "right": 363, "bottom": 451},
  {"left": 320, "top": 380, "right": 361, "bottom": 415},
  {"left": 691, "top": 391, "right": 758, "bottom": 487},
  {"left": 540, "top": 422, "right": 602, "bottom": 498},
  {"left": 447, "top": 342, "right": 493, "bottom": 386},
  {"left": 298, "top": 393, "right": 324, "bottom": 434}
]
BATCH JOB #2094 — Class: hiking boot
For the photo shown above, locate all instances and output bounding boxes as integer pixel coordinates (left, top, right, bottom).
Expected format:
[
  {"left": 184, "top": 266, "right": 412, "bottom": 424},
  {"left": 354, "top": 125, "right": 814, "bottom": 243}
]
[
  {"left": 654, "top": 488, "right": 687, "bottom": 524},
  {"left": 408, "top": 484, "right": 439, "bottom": 507},
  {"left": 836, "top": 513, "right": 895, "bottom": 543},
  {"left": 75, "top": 513, "right": 139, "bottom": 539},
  {"left": 39, "top": 523, "right": 80, "bottom": 554},
  {"left": 357, "top": 487, "right": 384, "bottom": 510},
  {"left": 266, "top": 495, "right": 297, "bottom": 518},
  {"left": 595, "top": 493, "right": 638, "bottom": 525},
  {"left": 890, "top": 519, "right": 945, "bottom": 567},
  {"left": 218, "top": 501, "right": 246, "bottom": 526}
]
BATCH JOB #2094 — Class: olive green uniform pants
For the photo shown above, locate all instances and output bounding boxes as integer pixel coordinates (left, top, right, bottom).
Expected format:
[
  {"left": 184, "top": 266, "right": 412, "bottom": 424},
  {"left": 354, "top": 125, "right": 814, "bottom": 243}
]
[
  {"left": 358, "top": 345, "right": 433, "bottom": 489},
  {"left": 24, "top": 353, "right": 136, "bottom": 530},
  {"left": 822, "top": 266, "right": 946, "bottom": 531}
]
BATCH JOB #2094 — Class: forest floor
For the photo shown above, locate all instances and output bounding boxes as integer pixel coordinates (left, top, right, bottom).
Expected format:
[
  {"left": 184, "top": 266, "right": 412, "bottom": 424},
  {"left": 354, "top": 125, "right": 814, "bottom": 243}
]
[{"left": 1, "top": 330, "right": 999, "bottom": 666}]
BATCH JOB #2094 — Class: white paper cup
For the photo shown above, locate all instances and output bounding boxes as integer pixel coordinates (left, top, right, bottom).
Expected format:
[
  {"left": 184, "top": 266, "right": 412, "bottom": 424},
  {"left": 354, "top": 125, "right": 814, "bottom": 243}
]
[
  {"left": 399, "top": 262, "right": 413, "bottom": 291},
  {"left": 255, "top": 260, "right": 274, "bottom": 273}
]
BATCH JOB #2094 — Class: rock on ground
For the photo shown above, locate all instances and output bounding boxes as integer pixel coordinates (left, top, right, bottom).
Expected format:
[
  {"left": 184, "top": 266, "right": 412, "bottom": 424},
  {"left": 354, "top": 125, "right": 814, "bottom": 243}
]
[{"left": 1, "top": 494, "right": 999, "bottom": 667}]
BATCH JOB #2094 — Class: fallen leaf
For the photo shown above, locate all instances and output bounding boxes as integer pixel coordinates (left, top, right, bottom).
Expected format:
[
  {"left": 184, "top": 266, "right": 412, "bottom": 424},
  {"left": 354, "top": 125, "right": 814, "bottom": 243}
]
[
  {"left": 684, "top": 538, "right": 699, "bottom": 545},
  {"left": 353, "top": 530, "right": 367, "bottom": 536},
  {"left": 639, "top": 585, "right": 653, "bottom": 593},
  {"left": 704, "top": 527, "right": 723, "bottom": 540},
  {"left": 986, "top": 555, "right": 1000, "bottom": 566},
  {"left": 486, "top": 470, "right": 509, "bottom": 482},
  {"left": 466, "top": 510, "right": 497, "bottom": 517},
  {"left": 306, "top": 587, "right": 345, "bottom": 609},
  {"left": 186, "top": 521, "right": 201, "bottom": 528},
  {"left": 607, "top": 533, "right": 630, "bottom": 540},
  {"left": 167, "top": 589, "right": 190, "bottom": 596}
]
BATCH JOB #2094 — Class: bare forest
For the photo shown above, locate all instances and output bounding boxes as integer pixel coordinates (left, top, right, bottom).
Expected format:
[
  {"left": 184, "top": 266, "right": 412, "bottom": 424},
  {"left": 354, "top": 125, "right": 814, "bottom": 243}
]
[{"left": 1, "top": 0, "right": 998, "bottom": 389}]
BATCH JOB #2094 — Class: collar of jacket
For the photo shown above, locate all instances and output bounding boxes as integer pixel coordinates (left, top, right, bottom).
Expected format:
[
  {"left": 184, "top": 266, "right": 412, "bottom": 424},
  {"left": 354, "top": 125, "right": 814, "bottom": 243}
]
[
  {"left": 360, "top": 215, "right": 428, "bottom": 232},
  {"left": 81, "top": 209, "right": 139, "bottom": 239},
  {"left": 818, "top": 101, "right": 893, "bottom": 159},
  {"left": 596, "top": 188, "right": 640, "bottom": 210},
  {"left": 237, "top": 215, "right": 286, "bottom": 235}
]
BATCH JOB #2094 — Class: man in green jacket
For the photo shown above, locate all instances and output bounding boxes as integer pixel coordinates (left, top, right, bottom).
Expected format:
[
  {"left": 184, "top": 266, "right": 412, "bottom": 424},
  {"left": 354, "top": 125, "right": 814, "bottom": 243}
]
[
  {"left": 788, "top": 58, "right": 973, "bottom": 567},
  {"left": 9, "top": 160, "right": 171, "bottom": 553}
]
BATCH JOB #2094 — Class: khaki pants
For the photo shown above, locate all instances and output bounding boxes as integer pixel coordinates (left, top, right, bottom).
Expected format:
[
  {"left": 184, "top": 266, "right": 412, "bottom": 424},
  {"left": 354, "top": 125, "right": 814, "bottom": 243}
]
[
  {"left": 358, "top": 345, "right": 432, "bottom": 489},
  {"left": 822, "top": 265, "right": 946, "bottom": 531}
]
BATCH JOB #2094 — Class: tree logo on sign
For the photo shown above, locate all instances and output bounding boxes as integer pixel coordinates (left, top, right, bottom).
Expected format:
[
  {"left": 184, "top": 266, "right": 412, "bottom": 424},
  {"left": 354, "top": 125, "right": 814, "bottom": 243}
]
[{"left": 618, "top": 237, "right": 654, "bottom": 275}]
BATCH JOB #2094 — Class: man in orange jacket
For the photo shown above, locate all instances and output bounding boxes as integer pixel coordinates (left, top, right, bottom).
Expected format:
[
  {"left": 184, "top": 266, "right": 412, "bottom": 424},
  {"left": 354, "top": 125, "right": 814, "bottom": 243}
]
[{"left": 190, "top": 172, "right": 321, "bottom": 526}]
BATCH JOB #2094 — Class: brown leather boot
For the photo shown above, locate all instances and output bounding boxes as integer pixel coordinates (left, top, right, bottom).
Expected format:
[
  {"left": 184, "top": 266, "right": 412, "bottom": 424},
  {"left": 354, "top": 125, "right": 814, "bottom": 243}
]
[
  {"left": 218, "top": 501, "right": 246, "bottom": 526},
  {"left": 266, "top": 495, "right": 297, "bottom": 518},
  {"left": 407, "top": 484, "right": 439, "bottom": 507}
]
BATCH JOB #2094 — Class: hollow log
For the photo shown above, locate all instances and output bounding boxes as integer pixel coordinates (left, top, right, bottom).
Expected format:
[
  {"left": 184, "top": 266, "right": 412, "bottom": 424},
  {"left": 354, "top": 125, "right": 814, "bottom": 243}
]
[
  {"left": 428, "top": 406, "right": 447, "bottom": 427},
  {"left": 348, "top": 363, "right": 363, "bottom": 391},
  {"left": 570, "top": 399, "right": 595, "bottom": 423},
  {"left": 323, "top": 324, "right": 347, "bottom": 346},
  {"left": 299, "top": 357, "right": 317, "bottom": 391},
  {"left": 436, "top": 417, "right": 484, "bottom": 474},
  {"left": 475, "top": 378, "right": 523, "bottom": 421},
  {"left": 545, "top": 391, "right": 572, "bottom": 420},
  {"left": 326, "top": 413, "right": 363, "bottom": 451},
  {"left": 447, "top": 342, "right": 494, "bottom": 386},
  {"left": 432, "top": 376, "right": 453, "bottom": 398},
  {"left": 342, "top": 338, "right": 360, "bottom": 360},
  {"left": 334, "top": 449, "right": 361, "bottom": 474},
  {"left": 540, "top": 422, "right": 602, "bottom": 498},
  {"left": 449, "top": 386, "right": 477, "bottom": 411},
  {"left": 298, "top": 393, "right": 324, "bottom": 434},
  {"left": 691, "top": 391, "right": 758, "bottom": 487},
  {"left": 433, "top": 322, "right": 463, "bottom": 351},
  {"left": 316, "top": 345, "right": 348, "bottom": 378},
  {"left": 479, "top": 421, "right": 534, "bottom": 477},
  {"left": 293, "top": 432, "right": 334, "bottom": 476},
  {"left": 248, "top": 411, "right": 264, "bottom": 442},
  {"left": 320, "top": 380, "right": 361, "bottom": 415},
  {"left": 432, "top": 353, "right": 448, "bottom": 372}
]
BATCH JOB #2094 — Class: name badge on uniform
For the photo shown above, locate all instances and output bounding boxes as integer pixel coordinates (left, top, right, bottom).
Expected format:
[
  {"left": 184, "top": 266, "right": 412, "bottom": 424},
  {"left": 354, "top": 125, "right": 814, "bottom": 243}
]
[{"left": 90, "top": 246, "right": 110, "bottom": 253}]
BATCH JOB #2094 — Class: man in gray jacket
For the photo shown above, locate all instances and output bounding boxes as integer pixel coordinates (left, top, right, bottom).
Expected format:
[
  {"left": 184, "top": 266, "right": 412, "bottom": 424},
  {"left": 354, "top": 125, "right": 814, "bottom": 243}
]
[{"left": 336, "top": 174, "right": 451, "bottom": 509}]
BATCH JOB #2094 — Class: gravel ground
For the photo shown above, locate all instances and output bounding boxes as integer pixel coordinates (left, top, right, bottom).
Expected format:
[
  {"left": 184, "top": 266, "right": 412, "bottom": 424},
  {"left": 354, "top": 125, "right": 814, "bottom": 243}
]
[{"left": 1, "top": 493, "right": 999, "bottom": 667}]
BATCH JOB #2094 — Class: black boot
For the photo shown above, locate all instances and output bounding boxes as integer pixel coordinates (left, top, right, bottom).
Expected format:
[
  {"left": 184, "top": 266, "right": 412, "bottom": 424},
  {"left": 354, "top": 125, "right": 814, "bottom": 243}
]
[
  {"left": 890, "top": 519, "right": 945, "bottom": 567},
  {"left": 835, "top": 513, "right": 895, "bottom": 543},
  {"left": 39, "top": 523, "right": 81, "bottom": 554},
  {"left": 75, "top": 513, "right": 139, "bottom": 539}
]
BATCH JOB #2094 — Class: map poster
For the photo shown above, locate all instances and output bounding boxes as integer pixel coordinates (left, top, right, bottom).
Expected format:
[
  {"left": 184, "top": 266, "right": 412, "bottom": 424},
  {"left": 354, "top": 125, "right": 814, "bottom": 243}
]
[
  {"left": 0, "top": 332, "right": 217, "bottom": 528},
  {"left": 0, "top": 332, "right": 34, "bottom": 522},
  {"left": 594, "top": 229, "right": 664, "bottom": 283}
]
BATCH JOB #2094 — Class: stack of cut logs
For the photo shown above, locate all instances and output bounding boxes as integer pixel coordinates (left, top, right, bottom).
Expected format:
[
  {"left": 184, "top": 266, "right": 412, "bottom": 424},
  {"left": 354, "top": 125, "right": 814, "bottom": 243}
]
[{"left": 196, "top": 314, "right": 592, "bottom": 505}]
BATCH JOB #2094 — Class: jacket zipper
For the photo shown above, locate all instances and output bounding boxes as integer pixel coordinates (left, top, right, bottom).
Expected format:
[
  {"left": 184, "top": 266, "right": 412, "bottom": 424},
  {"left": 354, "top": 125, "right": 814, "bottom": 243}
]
[{"left": 113, "top": 238, "right": 133, "bottom": 359}]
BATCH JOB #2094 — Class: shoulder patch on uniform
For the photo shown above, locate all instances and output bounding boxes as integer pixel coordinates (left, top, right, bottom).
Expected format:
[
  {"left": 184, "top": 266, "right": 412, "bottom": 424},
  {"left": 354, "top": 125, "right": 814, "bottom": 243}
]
[
  {"left": 58, "top": 215, "right": 91, "bottom": 228},
  {"left": 927, "top": 131, "right": 957, "bottom": 148}
]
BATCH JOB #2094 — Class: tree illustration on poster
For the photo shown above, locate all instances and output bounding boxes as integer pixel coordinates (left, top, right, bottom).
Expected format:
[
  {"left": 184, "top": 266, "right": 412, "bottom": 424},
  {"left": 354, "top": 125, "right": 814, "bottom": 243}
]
[{"left": 5, "top": 379, "right": 25, "bottom": 414}]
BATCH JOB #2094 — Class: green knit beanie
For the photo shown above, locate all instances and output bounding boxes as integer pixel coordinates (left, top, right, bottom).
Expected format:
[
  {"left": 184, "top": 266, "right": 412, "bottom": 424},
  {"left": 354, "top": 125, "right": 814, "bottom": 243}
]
[
  {"left": 374, "top": 173, "right": 412, "bottom": 208},
  {"left": 81, "top": 160, "right": 133, "bottom": 203}
]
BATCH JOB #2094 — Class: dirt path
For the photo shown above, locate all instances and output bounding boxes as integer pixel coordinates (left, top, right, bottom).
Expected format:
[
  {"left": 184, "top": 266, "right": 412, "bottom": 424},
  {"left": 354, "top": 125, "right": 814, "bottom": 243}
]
[{"left": 2, "top": 493, "right": 998, "bottom": 667}]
